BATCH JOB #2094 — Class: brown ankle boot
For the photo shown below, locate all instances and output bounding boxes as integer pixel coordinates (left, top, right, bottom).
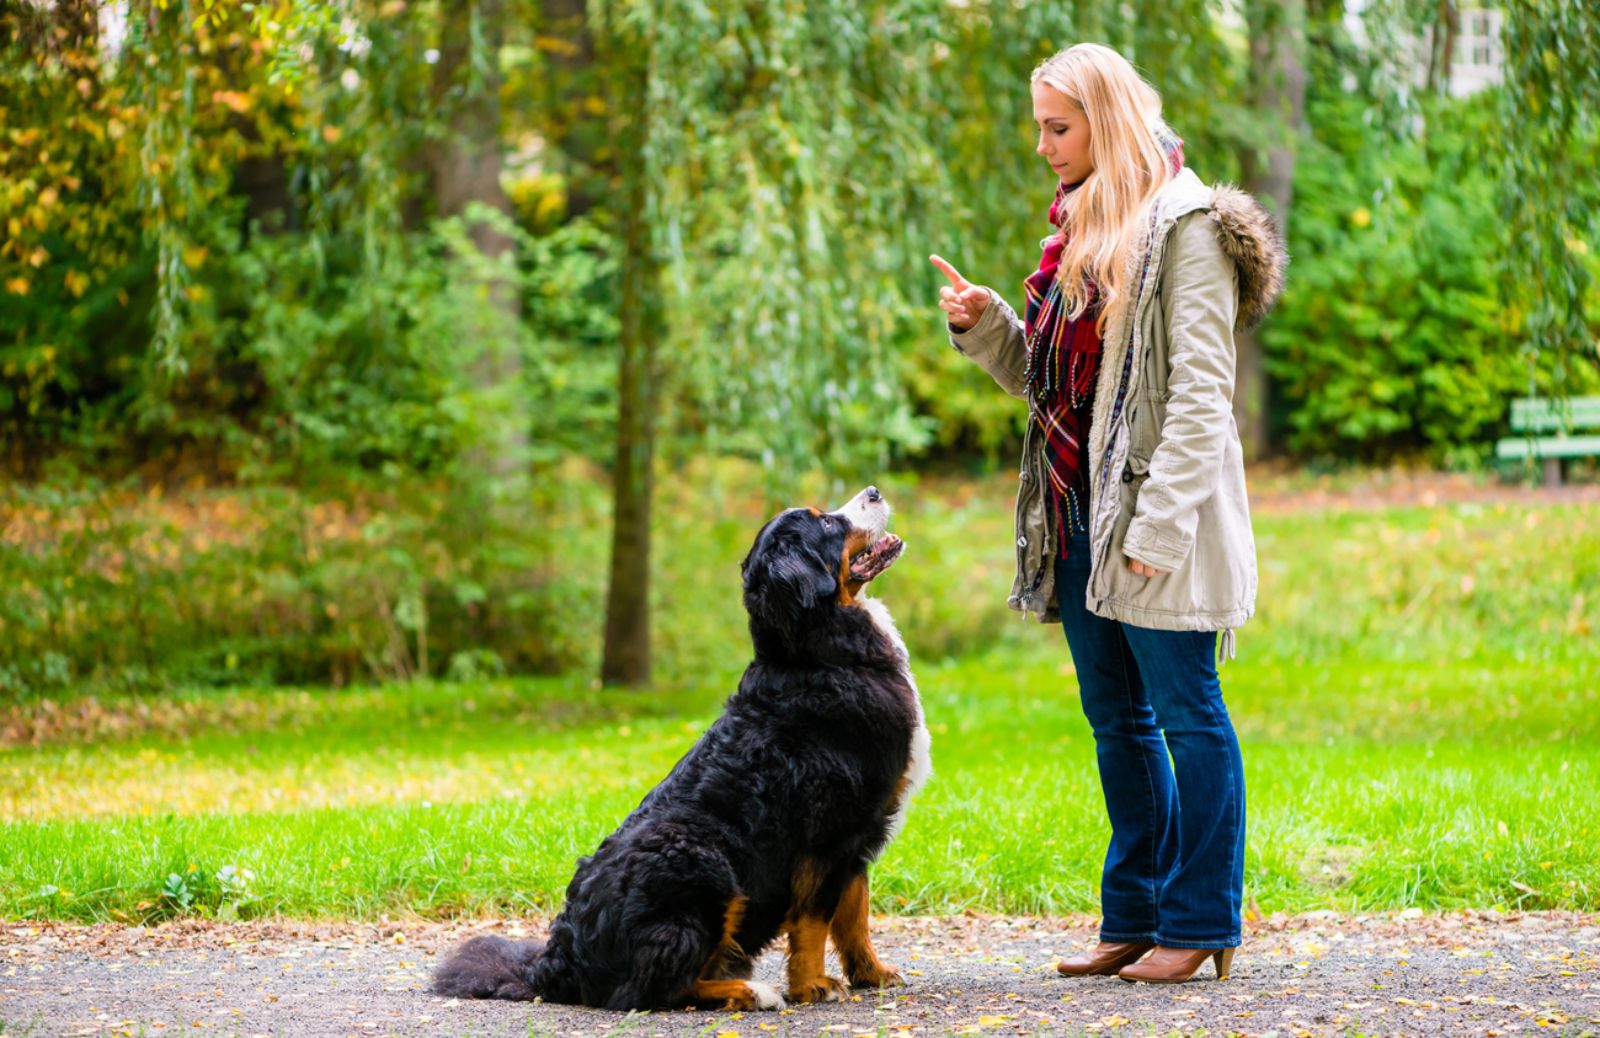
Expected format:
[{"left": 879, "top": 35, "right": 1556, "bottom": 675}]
[
  {"left": 1117, "top": 945, "right": 1236, "bottom": 983},
  {"left": 1055, "top": 941, "right": 1155, "bottom": 977}
]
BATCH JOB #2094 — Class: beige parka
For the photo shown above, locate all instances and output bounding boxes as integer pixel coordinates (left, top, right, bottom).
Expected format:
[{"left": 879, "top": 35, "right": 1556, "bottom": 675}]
[{"left": 949, "top": 167, "right": 1289, "bottom": 653}]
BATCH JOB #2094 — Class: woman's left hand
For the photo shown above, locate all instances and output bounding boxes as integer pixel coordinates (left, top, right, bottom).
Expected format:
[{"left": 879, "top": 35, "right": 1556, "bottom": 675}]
[{"left": 1125, "top": 555, "right": 1166, "bottom": 578}]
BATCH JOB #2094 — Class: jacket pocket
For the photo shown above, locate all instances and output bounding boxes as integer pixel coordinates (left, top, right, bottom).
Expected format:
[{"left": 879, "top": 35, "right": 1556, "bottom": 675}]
[{"left": 1124, "top": 390, "right": 1170, "bottom": 476}]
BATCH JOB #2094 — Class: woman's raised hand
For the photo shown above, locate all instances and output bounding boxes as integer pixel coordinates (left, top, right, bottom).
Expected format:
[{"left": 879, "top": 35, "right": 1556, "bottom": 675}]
[{"left": 930, "top": 255, "right": 990, "bottom": 332}]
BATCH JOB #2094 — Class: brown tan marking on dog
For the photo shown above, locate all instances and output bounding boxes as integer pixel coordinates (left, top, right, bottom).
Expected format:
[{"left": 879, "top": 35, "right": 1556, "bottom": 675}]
[
  {"left": 697, "top": 895, "right": 750, "bottom": 981},
  {"left": 829, "top": 874, "right": 903, "bottom": 989},
  {"left": 836, "top": 526, "right": 874, "bottom": 607}
]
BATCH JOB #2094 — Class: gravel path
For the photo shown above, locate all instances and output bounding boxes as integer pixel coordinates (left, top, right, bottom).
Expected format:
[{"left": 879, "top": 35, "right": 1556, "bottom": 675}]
[{"left": 2, "top": 912, "right": 1595, "bottom": 1037}]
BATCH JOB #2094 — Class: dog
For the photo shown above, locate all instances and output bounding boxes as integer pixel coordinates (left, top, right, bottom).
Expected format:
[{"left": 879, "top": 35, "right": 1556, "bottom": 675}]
[{"left": 431, "top": 486, "right": 930, "bottom": 1011}]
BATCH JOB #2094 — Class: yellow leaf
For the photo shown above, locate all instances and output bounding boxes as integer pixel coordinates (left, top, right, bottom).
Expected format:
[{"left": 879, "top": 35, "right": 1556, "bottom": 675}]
[
  {"left": 5, "top": 277, "right": 28, "bottom": 295},
  {"left": 212, "top": 90, "right": 252, "bottom": 114},
  {"left": 38, "top": 186, "right": 59, "bottom": 208},
  {"left": 321, "top": 124, "right": 341, "bottom": 143},
  {"left": 533, "top": 35, "right": 582, "bottom": 57},
  {"left": 182, "top": 245, "right": 209, "bottom": 269}
]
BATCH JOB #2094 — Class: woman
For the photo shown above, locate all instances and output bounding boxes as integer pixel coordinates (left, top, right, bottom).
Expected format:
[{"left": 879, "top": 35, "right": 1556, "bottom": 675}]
[{"left": 931, "top": 43, "right": 1286, "bottom": 984}]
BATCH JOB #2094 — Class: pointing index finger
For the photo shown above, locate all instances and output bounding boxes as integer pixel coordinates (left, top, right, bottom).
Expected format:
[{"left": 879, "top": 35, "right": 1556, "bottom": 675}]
[{"left": 929, "top": 254, "right": 970, "bottom": 291}]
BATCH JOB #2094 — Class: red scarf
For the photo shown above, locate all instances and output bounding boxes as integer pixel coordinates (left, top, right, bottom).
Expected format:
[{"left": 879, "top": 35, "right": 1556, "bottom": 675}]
[{"left": 1023, "top": 129, "right": 1185, "bottom": 558}]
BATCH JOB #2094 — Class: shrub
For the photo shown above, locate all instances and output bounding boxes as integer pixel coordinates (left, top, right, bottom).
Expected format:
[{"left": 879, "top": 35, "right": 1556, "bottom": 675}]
[
  {"left": 0, "top": 470, "right": 607, "bottom": 699},
  {"left": 1263, "top": 87, "right": 1599, "bottom": 464}
]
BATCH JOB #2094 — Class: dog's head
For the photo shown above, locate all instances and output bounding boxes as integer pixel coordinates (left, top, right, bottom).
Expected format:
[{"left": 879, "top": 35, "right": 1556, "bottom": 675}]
[{"left": 741, "top": 486, "right": 905, "bottom": 631}]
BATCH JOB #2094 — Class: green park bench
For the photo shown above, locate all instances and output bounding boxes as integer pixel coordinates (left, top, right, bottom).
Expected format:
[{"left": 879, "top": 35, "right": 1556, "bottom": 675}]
[{"left": 1495, "top": 395, "right": 1600, "bottom": 486}]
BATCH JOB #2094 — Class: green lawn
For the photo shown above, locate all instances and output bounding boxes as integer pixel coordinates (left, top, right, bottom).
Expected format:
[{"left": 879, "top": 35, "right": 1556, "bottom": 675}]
[{"left": 1, "top": 488, "right": 1596, "bottom": 922}]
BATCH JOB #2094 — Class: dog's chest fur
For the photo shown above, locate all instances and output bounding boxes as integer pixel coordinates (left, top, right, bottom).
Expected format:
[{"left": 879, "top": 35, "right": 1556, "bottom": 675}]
[{"left": 856, "top": 595, "right": 931, "bottom": 842}]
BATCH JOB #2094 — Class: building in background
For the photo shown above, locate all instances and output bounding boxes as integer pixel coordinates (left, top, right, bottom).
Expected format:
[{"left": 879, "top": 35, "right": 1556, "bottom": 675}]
[{"left": 1344, "top": 0, "right": 1505, "bottom": 97}]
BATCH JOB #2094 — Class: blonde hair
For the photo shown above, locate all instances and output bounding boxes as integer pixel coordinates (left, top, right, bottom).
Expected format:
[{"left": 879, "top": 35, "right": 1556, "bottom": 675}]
[{"left": 1031, "top": 43, "right": 1177, "bottom": 336}]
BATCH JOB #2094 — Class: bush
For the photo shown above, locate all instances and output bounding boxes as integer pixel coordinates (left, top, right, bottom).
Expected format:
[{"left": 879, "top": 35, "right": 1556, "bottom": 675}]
[
  {"left": 1263, "top": 87, "right": 1599, "bottom": 464},
  {"left": 0, "top": 470, "right": 607, "bottom": 699}
]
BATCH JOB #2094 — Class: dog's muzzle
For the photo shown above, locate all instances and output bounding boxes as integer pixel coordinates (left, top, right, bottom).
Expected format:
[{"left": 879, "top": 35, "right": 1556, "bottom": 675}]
[{"left": 836, "top": 485, "right": 904, "bottom": 582}]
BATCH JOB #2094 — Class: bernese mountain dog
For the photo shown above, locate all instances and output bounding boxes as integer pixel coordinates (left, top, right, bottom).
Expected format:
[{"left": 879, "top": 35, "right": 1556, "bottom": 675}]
[{"left": 431, "top": 486, "right": 930, "bottom": 1012}]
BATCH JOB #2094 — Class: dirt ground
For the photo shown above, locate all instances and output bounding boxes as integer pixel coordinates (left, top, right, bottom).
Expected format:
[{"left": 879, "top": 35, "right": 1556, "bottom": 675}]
[{"left": 2, "top": 911, "right": 1595, "bottom": 1038}]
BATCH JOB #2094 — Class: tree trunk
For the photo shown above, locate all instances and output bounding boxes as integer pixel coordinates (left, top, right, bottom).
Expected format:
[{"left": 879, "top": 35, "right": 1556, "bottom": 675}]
[
  {"left": 540, "top": 0, "right": 604, "bottom": 218},
  {"left": 599, "top": 24, "right": 660, "bottom": 688},
  {"left": 429, "top": 0, "right": 528, "bottom": 481},
  {"left": 1438, "top": 0, "right": 1459, "bottom": 96},
  {"left": 1425, "top": 0, "right": 1458, "bottom": 95},
  {"left": 1238, "top": 0, "right": 1307, "bottom": 461}
]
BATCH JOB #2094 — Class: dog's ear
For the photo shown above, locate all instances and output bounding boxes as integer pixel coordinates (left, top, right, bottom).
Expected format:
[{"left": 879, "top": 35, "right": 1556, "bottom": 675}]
[
  {"left": 770, "top": 550, "right": 839, "bottom": 611},
  {"left": 744, "top": 543, "right": 838, "bottom": 628}
]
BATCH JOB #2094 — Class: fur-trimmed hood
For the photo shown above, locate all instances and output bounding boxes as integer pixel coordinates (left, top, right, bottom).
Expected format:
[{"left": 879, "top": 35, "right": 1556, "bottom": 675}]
[
  {"left": 1205, "top": 183, "right": 1289, "bottom": 328},
  {"left": 1154, "top": 170, "right": 1289, "bottom": 329}
]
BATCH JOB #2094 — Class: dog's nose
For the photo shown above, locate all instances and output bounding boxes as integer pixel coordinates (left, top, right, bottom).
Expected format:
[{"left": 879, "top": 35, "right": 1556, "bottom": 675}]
[{"left": 865, "top": 486, "right": 881, "bottom": 503}]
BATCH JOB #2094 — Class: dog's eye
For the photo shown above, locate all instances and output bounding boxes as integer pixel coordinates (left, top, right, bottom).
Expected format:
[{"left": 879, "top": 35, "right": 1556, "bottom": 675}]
[{"left": 821, "top": 516, "right": 833, "bottom": 529}]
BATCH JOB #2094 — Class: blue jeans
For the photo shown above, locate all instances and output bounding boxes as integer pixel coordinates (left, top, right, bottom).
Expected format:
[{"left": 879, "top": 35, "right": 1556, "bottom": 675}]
[{"left": 1054, "top": 526, "right": 1246, "bottom": 948}]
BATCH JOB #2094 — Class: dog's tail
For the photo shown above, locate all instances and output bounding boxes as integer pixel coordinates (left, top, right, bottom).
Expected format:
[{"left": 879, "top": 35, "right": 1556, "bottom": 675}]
[{"left": 430, "top": 934, "right": 547, "bottom": 1001}]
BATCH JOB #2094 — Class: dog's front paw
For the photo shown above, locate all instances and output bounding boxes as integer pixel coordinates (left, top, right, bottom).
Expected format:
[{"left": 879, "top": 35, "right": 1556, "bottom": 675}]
[
  {"left": 849, "top": 962, "right": 904, "bottom": 989},
  {"left": 787, "top": 976, "right": 849, "bottom": 1004}
]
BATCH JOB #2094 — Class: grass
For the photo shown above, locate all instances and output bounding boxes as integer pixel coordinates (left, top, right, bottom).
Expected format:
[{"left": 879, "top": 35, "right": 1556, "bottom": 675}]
[{"left": 0, "top": 480, "right": 1596, "bottom": 922}]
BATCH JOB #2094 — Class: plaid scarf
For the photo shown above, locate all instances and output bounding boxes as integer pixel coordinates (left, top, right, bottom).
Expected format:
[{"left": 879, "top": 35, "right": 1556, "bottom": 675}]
[{"left": 1023, "top": 126, "right": 1186, "bottom": 558}]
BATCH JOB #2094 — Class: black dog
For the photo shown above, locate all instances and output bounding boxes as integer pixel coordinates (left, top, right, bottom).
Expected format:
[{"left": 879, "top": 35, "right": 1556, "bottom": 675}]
[{"left": 431, "top": 486, "right": 929, "bottom": 1011}]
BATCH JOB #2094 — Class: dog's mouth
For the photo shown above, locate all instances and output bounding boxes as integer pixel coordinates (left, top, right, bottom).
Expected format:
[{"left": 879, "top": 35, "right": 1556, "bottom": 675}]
[{"left": 848, "top": 533, "right": 904, "bottom": 583}]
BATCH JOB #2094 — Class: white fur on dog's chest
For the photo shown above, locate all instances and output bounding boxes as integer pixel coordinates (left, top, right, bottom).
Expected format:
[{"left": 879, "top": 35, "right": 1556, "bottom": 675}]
[{"left": 857, "top": 596, "right": 931, "bottom": 842}]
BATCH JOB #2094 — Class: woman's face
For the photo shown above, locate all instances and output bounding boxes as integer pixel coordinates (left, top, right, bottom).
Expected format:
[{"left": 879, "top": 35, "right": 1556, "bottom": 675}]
[{"left": 1032, "top": 81, "right": 1092, "bottom": 184}]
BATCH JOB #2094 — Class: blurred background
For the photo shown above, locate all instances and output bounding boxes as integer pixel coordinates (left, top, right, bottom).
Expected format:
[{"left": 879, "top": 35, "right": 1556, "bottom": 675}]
[{"left": 0, "top": 1, "right": 1596, "bottom": 924}]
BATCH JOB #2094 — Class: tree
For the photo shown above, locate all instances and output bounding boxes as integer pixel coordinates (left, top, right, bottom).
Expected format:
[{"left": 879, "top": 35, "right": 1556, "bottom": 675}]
[
  {"left": 430, "top": 0, "right": 529, "bottom": 483},
  {"left": 1237, "top": 0, "right": 1308, "bottom": 460},
  {"left": 587, "top": 0, "right": 1246, "bottom": 685},
  {"left": 1499, "top": 0, "right": 1600, "bottom": 396},
  {"left": 597, "top": 3, "right": 660, "bottom": 687}
]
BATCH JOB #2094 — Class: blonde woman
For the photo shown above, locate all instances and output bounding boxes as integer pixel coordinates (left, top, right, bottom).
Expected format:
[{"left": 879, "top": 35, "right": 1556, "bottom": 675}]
[{"left": 931, "top": 43, "right": 1286, "bottom": 984}]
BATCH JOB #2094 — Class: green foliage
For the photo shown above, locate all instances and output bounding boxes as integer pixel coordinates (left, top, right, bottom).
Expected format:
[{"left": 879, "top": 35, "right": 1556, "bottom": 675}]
[
  {"left": 615, "top": 0, "right": 950, "bottom": 473},
  {"left": 0, "top": 473, "right": 608, "bottom": 698},
  {"left": 214, "top": 211, "right": 619, "bottom": 477},
  {"left": 1263, "top": 83, "right": 1599, "bottom": 462},
  {"left": 6, "top": 0, "right": 1600, "bottom": 483},
  {"left": 0, "top": 1, "right": 151, "bottom": 467},
  {"left": 1499, "top": 0, "right": 1600, "bottom": 391},
  {"left": 7, "top": 466, "right": 1595, "bottom": 701}
]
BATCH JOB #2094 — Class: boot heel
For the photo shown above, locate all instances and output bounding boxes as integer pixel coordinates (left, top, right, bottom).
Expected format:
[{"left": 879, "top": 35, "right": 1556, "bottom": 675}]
[{"left": 1212, "top": 947, "right": 1236, "bottom": 979}]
